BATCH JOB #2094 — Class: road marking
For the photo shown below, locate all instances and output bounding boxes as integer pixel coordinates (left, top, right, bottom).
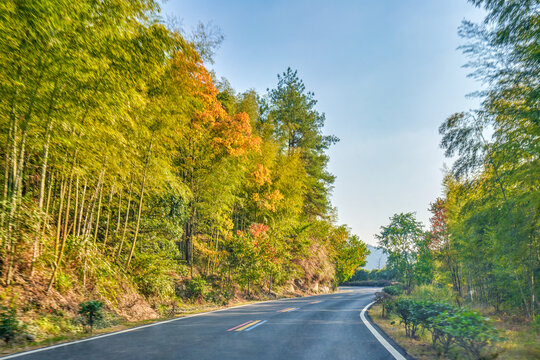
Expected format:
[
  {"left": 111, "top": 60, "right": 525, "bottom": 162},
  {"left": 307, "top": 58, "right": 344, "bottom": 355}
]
[
  {"left": 227, "top": 321, "right": 253, "bottom": 331},
  {"left": 244, "top": 320, "right": 266, "bottom": 332},
  {"left": 0, "top": 301, "right": 274, "bottom": 359},
  {"left": 309, "top": 301, "right": 321, "bottom": 304},
  {"left": 277, "top": 307, "right": 298, "bottom": 312},
  {"left": 360, "top": 302, "right": 407, "bottom": 360},
  {"left": 2, "top": 290, "right": 352, "bottom": 359},
  {"left": 236, "top": 320, "right": 261, "bottom": 331}
]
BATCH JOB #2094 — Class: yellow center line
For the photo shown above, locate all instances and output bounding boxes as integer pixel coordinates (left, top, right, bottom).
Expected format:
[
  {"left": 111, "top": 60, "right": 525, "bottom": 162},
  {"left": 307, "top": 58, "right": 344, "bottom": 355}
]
[
  {"left": 236, "top": 320, "right": 261, "bottom": 331},
  {"left": 278, "top": 307, "right": 299, "bottom": 313}
]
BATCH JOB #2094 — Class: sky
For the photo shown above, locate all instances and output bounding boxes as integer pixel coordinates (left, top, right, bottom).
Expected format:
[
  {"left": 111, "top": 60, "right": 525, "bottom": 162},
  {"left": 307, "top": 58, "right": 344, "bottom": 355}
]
[{"left": 160, "top": 0, "right": 485, "bottom": 246}]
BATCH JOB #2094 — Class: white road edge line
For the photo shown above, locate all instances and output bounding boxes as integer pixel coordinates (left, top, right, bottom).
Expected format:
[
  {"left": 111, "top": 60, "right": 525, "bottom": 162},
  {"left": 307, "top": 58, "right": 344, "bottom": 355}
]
[
  {"left": 360, "top": 301, "right": 407, "bottom": 360},
  {"left": 0, "top": 301, "right": 271, "bottom": 359}
]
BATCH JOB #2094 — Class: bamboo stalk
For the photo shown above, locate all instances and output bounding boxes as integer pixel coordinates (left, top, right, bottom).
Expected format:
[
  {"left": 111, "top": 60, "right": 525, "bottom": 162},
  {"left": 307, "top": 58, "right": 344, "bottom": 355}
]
[
  {"left": 77, "top": 179, "right": 88, "bottom": 237},
  {"left": 103, "top": 185, "right": 114, "bottom": 247},
  {"left": 93, "top": 183, "right": 104, "bottom": 243},
  {"left": 47, "top": 152, "right": 77, "bottom": 292},
  {"left": 115, "top": 191, "right": 122, "bottom": 234},
  {"left": 73, "top": 175, "right": 79, "bottom": 238},
  {"left": 54, "top": 178, "right": 66, "bottom": 258},
  {"left": 116, "top": 171, "right": 134, "bottom": 261},
  {"left": 126, "top": 140, "right": 153, "bottom": 269}
]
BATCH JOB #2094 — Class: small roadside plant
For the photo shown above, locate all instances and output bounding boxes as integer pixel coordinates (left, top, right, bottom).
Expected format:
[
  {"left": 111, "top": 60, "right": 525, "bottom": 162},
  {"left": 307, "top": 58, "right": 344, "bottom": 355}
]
[
  {"left": 79, "top": 300, "right": 104, "bottom": 333},
  {"left": 0, "top": 306, "right": 20, "bottom": 345},
  {"left": 374, "top": 291, "right": 395, "bottom": 318}
]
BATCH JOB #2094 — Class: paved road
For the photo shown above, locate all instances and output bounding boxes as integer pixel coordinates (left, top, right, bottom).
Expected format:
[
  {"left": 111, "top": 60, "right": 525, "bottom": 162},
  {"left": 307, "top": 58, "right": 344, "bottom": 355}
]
[{"left": 4, "top": 287, "right": 411, "bottom": 360}]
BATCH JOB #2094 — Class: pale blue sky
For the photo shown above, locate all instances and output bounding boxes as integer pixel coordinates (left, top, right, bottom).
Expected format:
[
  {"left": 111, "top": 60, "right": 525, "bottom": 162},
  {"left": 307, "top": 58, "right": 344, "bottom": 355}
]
[{"left": 161, "top": 0, "right": 485, "bottom": 246}]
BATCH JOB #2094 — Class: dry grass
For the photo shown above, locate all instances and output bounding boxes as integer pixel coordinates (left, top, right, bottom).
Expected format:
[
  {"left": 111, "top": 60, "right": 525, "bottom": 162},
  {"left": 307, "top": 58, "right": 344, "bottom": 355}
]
[
  {"left": 493, "top": 316, "right": 540, "bottom": 360},
  {"left": 369, "top": 304, "right": 540, "bottom": 360}
]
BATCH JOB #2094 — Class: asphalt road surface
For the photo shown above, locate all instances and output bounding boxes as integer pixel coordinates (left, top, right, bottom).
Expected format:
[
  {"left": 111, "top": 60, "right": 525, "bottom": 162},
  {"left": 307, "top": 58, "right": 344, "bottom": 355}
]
[{"left": 3, "top": 287, "right": 412, "bottom": 360}]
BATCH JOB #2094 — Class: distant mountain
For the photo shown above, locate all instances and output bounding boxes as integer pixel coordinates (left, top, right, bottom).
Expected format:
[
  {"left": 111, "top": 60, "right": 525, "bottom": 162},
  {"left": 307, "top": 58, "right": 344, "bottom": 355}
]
[{"left": 363, "top": 245, "right": 387, "bottom": 270}]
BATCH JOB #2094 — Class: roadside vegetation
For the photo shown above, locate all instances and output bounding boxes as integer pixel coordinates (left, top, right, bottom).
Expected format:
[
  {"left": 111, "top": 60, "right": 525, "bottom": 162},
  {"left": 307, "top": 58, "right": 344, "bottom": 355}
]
[
  {"left": 371, "top": 287, "right": 539, "bottom": 360},
  {"left": 365, "top": 1, "right": 539, "bottom": 358},
  {"left": 0, "top": 0, "right": 369, "bottom": 351}
]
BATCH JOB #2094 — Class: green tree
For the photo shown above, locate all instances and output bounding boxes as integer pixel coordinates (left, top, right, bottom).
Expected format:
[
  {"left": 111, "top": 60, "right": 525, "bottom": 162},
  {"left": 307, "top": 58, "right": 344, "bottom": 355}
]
[
  {"left": 437, "top": 0, "right": 539, "bottom": 318},
  {"left": 267, "top": 68, "right": 338, "bottom": 218},
  {"left": 79, "top": 300, "right": 104, "bottom": 333},
  {"left": 377, "top": 213, "right": 430, "bottom": 291}
]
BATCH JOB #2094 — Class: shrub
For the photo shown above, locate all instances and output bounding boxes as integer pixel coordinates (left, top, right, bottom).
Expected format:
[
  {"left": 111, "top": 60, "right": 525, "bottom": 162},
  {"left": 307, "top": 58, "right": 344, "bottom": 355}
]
[
  {"left": 417, "top": 302, "right": 456, "bottom": 354},
  {"left": 206, "top": 288, "right": 233, "bottom": 306},
  {"left": 434, "top": 309, "right": 500, "bottom": 359},
  {"left": 131, "top": 252, "right": 177, "bottom": 299},
  {"left": 382, "top": 285, "right": 403, "bottom": 296},
  {"left": 186, "top": 278, "right": 209, "bottom": 300},
  {"left": 392, "top": 298, "right": 425, "bottom": 338},
  {"left": 0, "top": 306, "right": 20, "bottom": 345},
  {"left": 79, "top": 300, "right": 104, "bottom": 333},
  {"left": 389, "top": 296, "right": 500, "bottom": 358},
  {"left": 430, "top": 310, "right": 456, "bottom": 354},
  {"left": 414, "top": 301, "right": 454, "bottom": 330}
]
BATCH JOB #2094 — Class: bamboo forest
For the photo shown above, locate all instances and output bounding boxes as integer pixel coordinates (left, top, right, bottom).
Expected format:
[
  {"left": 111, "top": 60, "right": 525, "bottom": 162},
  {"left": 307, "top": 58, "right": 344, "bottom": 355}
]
[{"left": 0, "top": 0, "right": 366, "bottom": 324}]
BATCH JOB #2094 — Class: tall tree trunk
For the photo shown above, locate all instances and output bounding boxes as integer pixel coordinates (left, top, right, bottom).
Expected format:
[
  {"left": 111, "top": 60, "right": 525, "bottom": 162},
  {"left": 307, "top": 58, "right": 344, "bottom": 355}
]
[
  {"left": 104, "top": 213, "right": 111, "bottom": 248},
  {"left": 77, "top": 179, "right": 88, "bottom": 237},
  {"left": 83, "top": 168, "right": 105, "bottom": 239},
  {"left": 4, "top": 113, "right": 19, "bottom": 283},
  {"left": 2, "top": 65, "right": 21, "bottom": 204},
  {"left": 103, "top": 186, "right": 114, "bottom": 247},
  {"left": 72, "top": 176, "right": 79, "bottom": 238},
  {"left": 54, "top": 178, "right": 66, "bottom": 258},
  {"left": 31, "top": 172, "right": 55, "bottom": 277},
  {"left": 116, "top": 172, "right": 134, "bottom": 261},
  {"left": 126, "top": 140, "right": 153, "bottom": 269},
  {"left": 47, "top": 178, "right": 66, "bottom": 292},
  {"left": 93, "top": 183, "right": 104, "bottom": 243},
  {"left": 47, "top": 153, "right": 77, "bottom": 293},
  {"left": 115, "top": 191, "right": 122, "bottom": 234},
  {"left": 61, "top": 155, "right": 76, "bottom": 243}
]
